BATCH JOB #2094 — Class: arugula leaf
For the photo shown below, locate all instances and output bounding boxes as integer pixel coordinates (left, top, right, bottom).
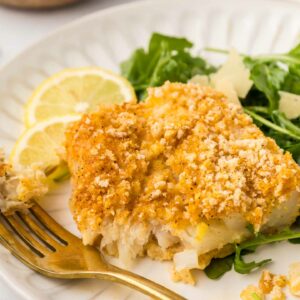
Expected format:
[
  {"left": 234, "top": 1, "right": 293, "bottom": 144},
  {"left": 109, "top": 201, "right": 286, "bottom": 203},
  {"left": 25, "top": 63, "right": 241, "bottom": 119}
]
[
  {"left": 282, "top": 71, "right": 300, "bottom": 95},
  {"left": 234, "top": 258, "right": 270, "bottom": 275},
  {"left": 246, "top": 223, "right": 255, "bottom": 235},
  {"left": 244, "top": 44, "right": 300, "bottom": 112},
  {"left": 289, "top": 237, "right": 300, "bottom": 244},
  {"left": 240, "top": 46, "right": 300, "bottom": 158},
  {"left": 234, "top": 246, "right": 271, "bottom": 274},
  {"left": 245, "top": 43, "right": 300, "bottom": 66},
  {"left": 148, "top": 33, "right": 193, "bottom": 52},
  {"left": 272, "top": 111, "right": 300, "bottom": 135},
  {"left": 203, "top": 228, "right": 300, "bottom": 279},
  {"left": 234, "top": 228, "right": 300, "bottom": 274},
  {"left": 45, "top": 162, "right": 70, "bottom": 183},
  {"left": 121, "top": 33, "right": 215, "bottom": 100},
  {"left": 205, "top": 44, "right": 300, "bottom": 66},
  {"left": 243, "top": 108, "right": 300, "bottom": 163},
  {"left": 244, "top": 109, "right": 300, "bottom": 141},
  {"left": 290, "top": 43, "right": 300, "bottom": 53},
  {"left": 289, "top": 217, "right": 300, "bottom": 244},
  {"left": 121, "top": 49, "right": 148, "bottom": 89},
  {"left": 244, "top": 60, "right": 287, "bottom": 111},
  {"left": 287, "top": 43, "right": 300, "bottom": 63},
  {"left": 249, "top": 44, "right": 300, "bottom": 104},
  {"left": 204, "top": 255, "right": 234, "bottom": 279},
  {"left": 207, "top": 44, "right": 300, "bottom": 111},
  {"left": 286, "top": 143, "right": 300, "bottom": 164}
]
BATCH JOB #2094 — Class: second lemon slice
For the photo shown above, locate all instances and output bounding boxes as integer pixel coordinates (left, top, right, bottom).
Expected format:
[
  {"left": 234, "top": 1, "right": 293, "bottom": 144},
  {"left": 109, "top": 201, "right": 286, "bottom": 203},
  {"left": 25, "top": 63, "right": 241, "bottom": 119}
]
[
  {"left": 10, "top": 115, "right": 81, "bottom": 169},
  {"left": 25, "top": 67, "right": 136, "bottom": 127}
]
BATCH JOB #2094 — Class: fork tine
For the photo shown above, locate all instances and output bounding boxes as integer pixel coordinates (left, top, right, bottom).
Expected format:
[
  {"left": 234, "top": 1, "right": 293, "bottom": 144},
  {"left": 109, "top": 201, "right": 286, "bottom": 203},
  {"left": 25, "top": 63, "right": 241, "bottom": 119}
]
[
  {"left": 3, "top": 214, "right": 50, "bottom": 257},
  {"left": 0, "top": 214, "right": 40, "bottom": 262},
  {"left": 17, "top": 211, "right": 61, "bottom": 250},
  {"left": 30, "top": 203, "right": 77, "bottom": 244}
]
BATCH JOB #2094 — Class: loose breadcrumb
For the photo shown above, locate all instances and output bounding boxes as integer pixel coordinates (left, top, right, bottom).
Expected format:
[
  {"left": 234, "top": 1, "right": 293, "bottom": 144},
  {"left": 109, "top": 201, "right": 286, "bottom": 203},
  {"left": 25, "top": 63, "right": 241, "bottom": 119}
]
[
  {"left": 259, "top": 270, "right": 287, "bottom": 295},
  {"left": 66, "top": 81, "right": 300, "bottom": 235},
  {"left": 246, "top": 269, "right": 290, "bottom": 300},
  {"left": 171, "top": 266, "right": 195, "bottom": 285},
  {"left": 270, "top": 286, "right": 286, "bottom": 300},
  {"left": 240, "top": 285, "right": 264, "bottom": 300},
  {"left": 259, "top": 270, "right": 275, "bottom": 294},
  {"left": 273, "top": 275, "right": 287, "bottom": 289}
]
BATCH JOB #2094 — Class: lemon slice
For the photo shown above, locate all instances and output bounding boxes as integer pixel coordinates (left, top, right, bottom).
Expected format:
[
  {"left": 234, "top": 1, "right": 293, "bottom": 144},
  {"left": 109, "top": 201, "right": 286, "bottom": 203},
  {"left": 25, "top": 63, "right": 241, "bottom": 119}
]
[
  {"left": 25, "top": 67, "right": 136, "bottom": 127},
  {"left": 10, "top": 115, "right": 81, "bottom": 169}
]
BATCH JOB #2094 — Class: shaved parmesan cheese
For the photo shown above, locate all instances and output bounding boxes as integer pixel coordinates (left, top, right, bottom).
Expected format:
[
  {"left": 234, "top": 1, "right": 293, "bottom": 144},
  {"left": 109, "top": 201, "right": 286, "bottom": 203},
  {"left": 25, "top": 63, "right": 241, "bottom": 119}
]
[
  {"left": 189, "top": 74, "right": 241, "bottom": 105},
  {"left": 211, "top": 77, "right": 241, "bottom": 106},
  {"left": 212, "top": 48, "right": 253, "bottom": 98},
  {"left": 279, "top": 91, "right": 300, "bottom": 119},
  {"left": 190, "top": 49, "right": 252, "bottom": 106},
  {"left": 173, "top": 249, "right": 199, "bottom": 271},
  {"left": 189, "top": 75, "right": 210, "bottom": 86}
]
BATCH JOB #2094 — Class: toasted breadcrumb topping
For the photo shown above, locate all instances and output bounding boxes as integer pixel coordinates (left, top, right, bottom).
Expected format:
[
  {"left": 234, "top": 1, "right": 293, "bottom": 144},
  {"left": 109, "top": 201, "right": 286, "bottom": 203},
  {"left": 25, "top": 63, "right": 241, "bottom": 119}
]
[
  {"left": 65, "top": 82, "right": 300, "bottom": 233},
  {"left": 242, "top": 269, "right": 291, "bottom": 300},
  {"left": 240, "top": 285, "right": 265, "bottom": 300},
  {"left": 171, "top": 266, "right": 195, "bottom": 285},
  {"left": 259, "top": 270, "right": 287, "bottom": 295}
]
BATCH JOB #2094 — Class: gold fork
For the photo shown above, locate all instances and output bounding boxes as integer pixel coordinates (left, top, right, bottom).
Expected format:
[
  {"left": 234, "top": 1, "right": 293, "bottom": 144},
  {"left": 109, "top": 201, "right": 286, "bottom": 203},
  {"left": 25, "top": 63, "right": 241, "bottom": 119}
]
[{"left": 0, "top": 203, "right": 186, "bottom": 300}]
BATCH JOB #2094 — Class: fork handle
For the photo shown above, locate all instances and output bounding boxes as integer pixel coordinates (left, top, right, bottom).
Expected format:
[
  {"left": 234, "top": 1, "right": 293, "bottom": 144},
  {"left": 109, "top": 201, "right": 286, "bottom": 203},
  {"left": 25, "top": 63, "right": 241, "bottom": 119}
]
[{"left": 94, "top": 265, "right": 186, "bottom": 300}]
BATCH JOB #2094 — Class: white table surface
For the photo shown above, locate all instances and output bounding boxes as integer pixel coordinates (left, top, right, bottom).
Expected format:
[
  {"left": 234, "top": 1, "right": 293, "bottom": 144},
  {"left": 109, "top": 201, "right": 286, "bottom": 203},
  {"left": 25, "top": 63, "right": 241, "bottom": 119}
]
[{"left": 0, "top": 1, "right": 140, "bottom": 299}]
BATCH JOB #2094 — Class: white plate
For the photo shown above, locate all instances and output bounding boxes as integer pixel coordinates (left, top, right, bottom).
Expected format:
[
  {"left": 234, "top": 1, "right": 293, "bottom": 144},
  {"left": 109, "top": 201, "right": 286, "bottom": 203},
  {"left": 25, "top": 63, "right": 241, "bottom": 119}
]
[{"left": 0, "top": 0, "right": 300, "bottom": 299}]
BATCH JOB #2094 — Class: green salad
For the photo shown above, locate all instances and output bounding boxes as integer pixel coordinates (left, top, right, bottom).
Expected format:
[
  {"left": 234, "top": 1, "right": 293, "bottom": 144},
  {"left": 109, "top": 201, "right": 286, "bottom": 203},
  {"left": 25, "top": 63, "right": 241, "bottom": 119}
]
[{"left": 121, "top": 33, "right": 300, "bottom": 280}]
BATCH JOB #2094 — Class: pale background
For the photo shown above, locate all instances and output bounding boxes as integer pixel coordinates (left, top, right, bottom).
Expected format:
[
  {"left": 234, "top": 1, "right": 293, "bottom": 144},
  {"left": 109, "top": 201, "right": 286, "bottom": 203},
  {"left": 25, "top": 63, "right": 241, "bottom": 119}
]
[{"left": 0, "top": 1, "right": 140, "bottom": 298}]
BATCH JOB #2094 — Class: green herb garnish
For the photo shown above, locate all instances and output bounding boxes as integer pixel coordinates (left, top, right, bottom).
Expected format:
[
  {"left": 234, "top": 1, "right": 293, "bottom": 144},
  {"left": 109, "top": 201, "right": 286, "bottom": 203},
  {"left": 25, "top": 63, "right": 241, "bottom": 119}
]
[
  {"left": 234, "top": 228, "right": 300, "bottom": 274},
  {"left": 205, "top": 227, "right": 300, "bottom": 279},
  {"left": 205, "top": 43, "right": 300, "bottom": 163},
  {"left": 121, "top": 33, "right": 215, "bottom": 100},
  {"left": 45, "top": 162, "right": 70, "bottom": 184},
  {"left": 204, "top": 255, "right": 235, "bottom": 279}
]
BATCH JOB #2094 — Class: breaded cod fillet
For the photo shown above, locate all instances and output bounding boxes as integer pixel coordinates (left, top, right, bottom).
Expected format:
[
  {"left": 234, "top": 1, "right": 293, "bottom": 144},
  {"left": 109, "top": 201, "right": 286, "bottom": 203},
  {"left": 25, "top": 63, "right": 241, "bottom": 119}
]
[{"left": 65, "top": 82, "right": 300, "bottom": 283}]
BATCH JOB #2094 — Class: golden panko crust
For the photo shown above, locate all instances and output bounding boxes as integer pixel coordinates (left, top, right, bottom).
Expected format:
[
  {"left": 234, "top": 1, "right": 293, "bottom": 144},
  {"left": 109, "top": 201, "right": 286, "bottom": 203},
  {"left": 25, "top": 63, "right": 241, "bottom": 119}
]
[{"left": 65, "top": 82, "right": 300, "bottom": 233}]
